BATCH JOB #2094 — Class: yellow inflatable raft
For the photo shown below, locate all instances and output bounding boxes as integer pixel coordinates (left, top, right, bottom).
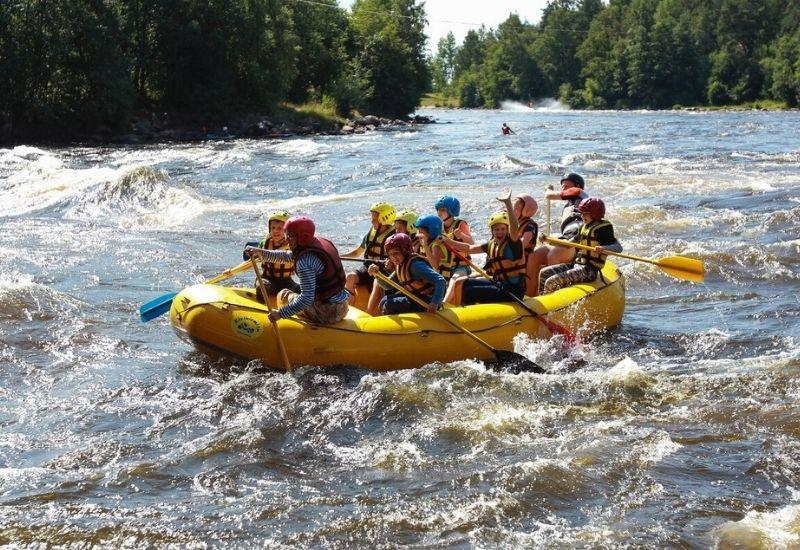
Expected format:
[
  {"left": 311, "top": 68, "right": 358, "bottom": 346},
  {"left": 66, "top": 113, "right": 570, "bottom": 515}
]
[{"left": 169, "top": 261, "right": 625, "bottom": 371}]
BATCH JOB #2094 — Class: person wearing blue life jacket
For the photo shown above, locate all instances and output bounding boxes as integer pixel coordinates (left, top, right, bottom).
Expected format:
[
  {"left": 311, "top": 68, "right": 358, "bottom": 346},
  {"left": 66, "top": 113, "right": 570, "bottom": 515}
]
[
  {"left": 251, "top": 210, "right": 300, "bottom": 302},
  {"left": 367, "top": 233, "right": 445, "bottom": 314},
  {"left": 539, "top": 197, "right": 622, "bottom": 295},
  {"left": 439, "top": 188, "right": 527, "bottom": 306}
]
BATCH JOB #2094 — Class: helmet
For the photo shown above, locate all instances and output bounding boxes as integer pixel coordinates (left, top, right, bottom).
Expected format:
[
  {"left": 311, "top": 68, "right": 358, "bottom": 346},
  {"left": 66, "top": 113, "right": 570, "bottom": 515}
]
[
  {"left": 416, "top": 215, "right": 443, "bottom": 240},
  {"left": 561, "top": 173, "right": 585, "bottom": 189},
  {"left": 487, "top": 211, "right": 510, "bottom": 230},
  {"left": 370, "top": 201, "right": 396, "bottom": 225},
  {"left": 384, "top": 233, "right": 413, "bottom": 257},
  {"left": 514, "top": 194, "right": 538, "bottom": 218},
  {"left": 268, "top": 209, "right": 291, "bottom": 224},
  {"left": 578, "top": 197, "right": 605, "bottom": 220},
  {"left": 434, "top": 195, "right": 460, "bottom": 218},
  {"left": 284, "top": 215, "right": 315, "bottom": 246},
  {"left": 395, "top": 210, "right": 418, "bottom": 234}
]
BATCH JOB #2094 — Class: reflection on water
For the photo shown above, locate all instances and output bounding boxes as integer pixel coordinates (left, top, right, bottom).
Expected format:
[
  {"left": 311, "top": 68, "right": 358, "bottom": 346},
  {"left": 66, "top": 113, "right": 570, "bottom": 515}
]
[{"left": 0, "top": 108, "right": 799, "bottom": 546}]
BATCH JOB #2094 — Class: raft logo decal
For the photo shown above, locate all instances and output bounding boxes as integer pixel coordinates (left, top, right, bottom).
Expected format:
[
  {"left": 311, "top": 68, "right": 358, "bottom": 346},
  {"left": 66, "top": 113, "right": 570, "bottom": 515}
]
[{"left": 231, "top": 313, "right": 263, "bottom": 339}]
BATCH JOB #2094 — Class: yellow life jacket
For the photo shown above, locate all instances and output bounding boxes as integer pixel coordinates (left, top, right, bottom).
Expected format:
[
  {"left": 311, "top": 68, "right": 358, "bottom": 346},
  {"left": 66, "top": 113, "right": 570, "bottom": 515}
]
[
  {"left": 396, "top": 254, "right": 435, "bottom": 298},
  {"left": 443, "top": 217, "right": 470, "bottom": 264},
  {"left": 259, "top": 236, "right": 293, "bottom": 280},
  {"left": 430, "top": 241, "right": 457, "bottom": 281},
  {"left": 484, "top": 238, "right": 526, "bottom": 283},
  {"left": 574, "top": 220, "right": 613, "bottom": 270},
  {"left": 364, "top": 225, "right": 395, "bottom": 260}
]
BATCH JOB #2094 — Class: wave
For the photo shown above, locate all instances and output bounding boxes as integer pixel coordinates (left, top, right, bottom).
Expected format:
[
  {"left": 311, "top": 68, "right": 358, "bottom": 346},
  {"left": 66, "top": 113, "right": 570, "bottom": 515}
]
[{"left": 714, "top": 504, "right": 800, "bottom": 548}]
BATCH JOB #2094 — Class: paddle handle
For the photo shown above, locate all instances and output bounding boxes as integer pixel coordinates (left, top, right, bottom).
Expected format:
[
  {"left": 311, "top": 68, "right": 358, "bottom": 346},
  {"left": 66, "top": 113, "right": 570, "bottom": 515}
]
[
  {"left": 546, "top": 186, "right": 552, "bottom": 235},
  {"left": 372, "top": 271, "right": 498, "bottom": 355},
  {"left": 441, "top": 240, "right": 577, "bottom": 343},
  {"left": 207, "top": 260, "right": 252, "bottom": 284},
  {"left": 249, "top": 255, "right": 292, "bottom": 372},
  {"left": 544, "top": 236, "right": 656, "bottom": 266}
]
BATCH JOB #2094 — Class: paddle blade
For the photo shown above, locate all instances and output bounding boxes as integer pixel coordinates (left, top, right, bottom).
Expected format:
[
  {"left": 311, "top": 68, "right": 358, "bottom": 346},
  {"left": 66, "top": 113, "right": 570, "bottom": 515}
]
[
  {"left": 657, "top": 256, "right": 705, "bottom": 283},
  {"left": 139, "top": 292, "right": 178, "bottom": 322},
  {"left": 492, "top": 350, "right": 546, "bottom": 374}
]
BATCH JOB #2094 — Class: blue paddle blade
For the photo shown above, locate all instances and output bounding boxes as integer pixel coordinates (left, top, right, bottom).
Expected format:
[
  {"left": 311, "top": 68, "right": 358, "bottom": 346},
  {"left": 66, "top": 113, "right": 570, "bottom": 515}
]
[{"left": 139, "top": 292, "right": 178, "bottom": 322}]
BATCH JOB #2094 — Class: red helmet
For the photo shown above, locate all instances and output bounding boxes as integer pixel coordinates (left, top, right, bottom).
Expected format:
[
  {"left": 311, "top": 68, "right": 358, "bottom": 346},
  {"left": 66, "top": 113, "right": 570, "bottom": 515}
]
[
  {"left": 283, "top": 215, "right": 315, "bottom": 246},
  {"left": 514, "top": 194, "right": 539, "bottom": 218},
  {"left": 578, "top": 197, "right": 605, "bottom": 220},
  {"left": 384, "top": 233, "right": 413, "bottom": 257}
]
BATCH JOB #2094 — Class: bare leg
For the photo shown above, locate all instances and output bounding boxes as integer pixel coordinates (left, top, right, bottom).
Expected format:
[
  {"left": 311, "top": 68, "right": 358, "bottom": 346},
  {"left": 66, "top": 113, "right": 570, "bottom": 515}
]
[
  {"left": 444, "top": 277, "right": 465, "bottom": 305},
  {"left": 525, "top": 247, "right": 549, "bottom": 297}
]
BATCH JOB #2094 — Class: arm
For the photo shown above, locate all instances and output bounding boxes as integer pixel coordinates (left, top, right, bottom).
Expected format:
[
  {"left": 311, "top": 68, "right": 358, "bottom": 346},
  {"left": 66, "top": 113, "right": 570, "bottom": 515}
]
[
  {"left": 245, "top": 246, "right": 293, "bottom": 263},
  {"left": 497, "top": 187, "right": 519, "bottom": 241},
  {"left": 452, "top": 220, "right": 474, "bottom": 245},
  {"left": 273, "top": 255, "right": 321, "bottom": 319},
  {"left": 410, "top": 261, "right": 446, "bottom": 311},
  {"left": 439, "top": 235, "right": 482, "bottom": 255}
]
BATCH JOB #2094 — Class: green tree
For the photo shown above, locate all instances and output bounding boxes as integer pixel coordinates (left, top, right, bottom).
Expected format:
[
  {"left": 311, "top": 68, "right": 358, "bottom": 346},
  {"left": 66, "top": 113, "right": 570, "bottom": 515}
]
[
  {"left": 431, "top": 32, "right": 457, "bottom": 93},
  {"left": 350, "top": 0, "right": 429, "bottom": 118},
  {"left": 576, "top": 0, "right": 629, "bottom": 108},
  {"left": 479, "top": 15, "right": 542, "bottom": 106}
]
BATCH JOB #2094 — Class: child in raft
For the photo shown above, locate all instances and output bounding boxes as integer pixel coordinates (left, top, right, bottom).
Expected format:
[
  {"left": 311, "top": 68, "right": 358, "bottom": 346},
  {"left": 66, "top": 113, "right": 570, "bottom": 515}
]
[
  {"left": 439, "top": 188, "right": 527, "bottom": 305},
  {"left": 366, "top": 233, "right": 446, "bottom": 314}
]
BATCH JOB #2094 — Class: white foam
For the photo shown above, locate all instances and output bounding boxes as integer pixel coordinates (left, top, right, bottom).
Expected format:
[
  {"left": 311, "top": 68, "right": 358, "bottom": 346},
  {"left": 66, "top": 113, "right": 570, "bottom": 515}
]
[{"left": 715, "top": 505, "right": 800, "bottom": 548}]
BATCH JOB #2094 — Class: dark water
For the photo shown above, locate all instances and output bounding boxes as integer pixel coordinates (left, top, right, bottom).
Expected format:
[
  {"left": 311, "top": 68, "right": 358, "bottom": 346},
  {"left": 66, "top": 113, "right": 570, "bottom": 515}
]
[{"left": 1, "top": 106, "right": 799, "bottom": 547}]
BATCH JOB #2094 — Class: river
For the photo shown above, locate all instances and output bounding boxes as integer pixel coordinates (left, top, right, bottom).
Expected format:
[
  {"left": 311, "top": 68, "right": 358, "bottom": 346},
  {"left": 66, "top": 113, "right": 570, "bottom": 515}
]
[{"left": 1, "top": 107, "right": 798, "bottom": 547}]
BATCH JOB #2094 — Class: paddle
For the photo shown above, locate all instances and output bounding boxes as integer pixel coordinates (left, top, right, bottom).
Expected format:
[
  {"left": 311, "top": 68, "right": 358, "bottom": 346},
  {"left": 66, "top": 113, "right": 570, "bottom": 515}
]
[
  {"left": 371, "top": 271, "right": 545, "bottom": 374},
  {"left": 441, "top": 241, "right": 578, "bottom": 345},
  {"left": 249, "top": 255, "right": 292, "bottom": 372},
  {"left": 139, "top": 259, "right": 252, "bottom": 322},
  {"left": 544, "top": 236, "right": 705, "bottom": 283}
]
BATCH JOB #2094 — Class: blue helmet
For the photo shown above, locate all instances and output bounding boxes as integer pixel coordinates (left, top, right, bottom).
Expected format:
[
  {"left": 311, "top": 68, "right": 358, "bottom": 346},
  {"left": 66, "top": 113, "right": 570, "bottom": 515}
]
[
  {"left": 416, "top": 215, "right": 443, "bottom": 240},
  {"left": 434, "top": 195, "right": 460, "bottom": 218}
]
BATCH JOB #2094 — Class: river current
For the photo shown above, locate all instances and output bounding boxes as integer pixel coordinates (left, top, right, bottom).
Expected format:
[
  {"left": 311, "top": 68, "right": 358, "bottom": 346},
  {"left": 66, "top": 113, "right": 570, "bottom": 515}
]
[{"left": 1, "top": 107, "right": 799, "bottom": 547}]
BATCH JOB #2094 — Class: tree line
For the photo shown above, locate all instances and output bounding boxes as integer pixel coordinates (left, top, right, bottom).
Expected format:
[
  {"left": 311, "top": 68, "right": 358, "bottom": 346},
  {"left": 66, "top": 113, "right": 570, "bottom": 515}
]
[
  {"left": 0, "top": 0, "right": 428, "bottom": 142},
  {"left": 430, "top": 0, "right": 800, "bottom": 109}
]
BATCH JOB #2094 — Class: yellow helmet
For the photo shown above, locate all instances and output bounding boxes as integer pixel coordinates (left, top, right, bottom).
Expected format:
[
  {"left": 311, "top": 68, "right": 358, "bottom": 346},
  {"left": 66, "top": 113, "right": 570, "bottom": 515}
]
[
  {"left": 370, "top": 201, "right": 396, "bottom": 225},
  {"left": 268, "top": 210, "right": 291, "bottom": 224},
  {"left": 394, "top": 210, "right": 418, "bottom": 234},
  {"left": 487, "top": 211, "right": 509, "bottom": 230}
]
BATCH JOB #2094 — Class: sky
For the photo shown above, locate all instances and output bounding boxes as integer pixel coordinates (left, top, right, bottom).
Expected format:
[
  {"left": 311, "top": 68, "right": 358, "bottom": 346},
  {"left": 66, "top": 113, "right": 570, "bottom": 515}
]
[{"left": 337, "top": 0, "right": 550, "bottom": 53}]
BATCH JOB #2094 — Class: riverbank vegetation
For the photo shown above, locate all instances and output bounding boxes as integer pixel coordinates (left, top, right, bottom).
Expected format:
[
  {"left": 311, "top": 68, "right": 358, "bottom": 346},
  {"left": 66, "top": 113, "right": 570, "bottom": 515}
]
[
  {"left": 0, "top": 0, "right": 429, "bottom": 143},
  {"left": 429, "top": 0, "right": 800, "bottom": 110}
]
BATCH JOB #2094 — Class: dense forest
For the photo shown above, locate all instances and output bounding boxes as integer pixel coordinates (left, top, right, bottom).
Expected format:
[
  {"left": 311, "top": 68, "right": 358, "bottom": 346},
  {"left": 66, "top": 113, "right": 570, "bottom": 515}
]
[
  {"left": 0, "top": 0, "right": 428, "bottom": 142},
  {"left": 2, "top": 0, "right": 799, "bottom": 143},
  {"left": 430, "top": 0, "right": 800, "bottom": 109}
]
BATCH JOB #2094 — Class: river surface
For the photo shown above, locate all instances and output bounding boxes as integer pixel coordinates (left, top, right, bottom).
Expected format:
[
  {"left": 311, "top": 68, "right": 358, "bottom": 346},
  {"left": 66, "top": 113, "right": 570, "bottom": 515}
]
[{"left": 1, "top": 107, "right": 799, "bottom": 548}]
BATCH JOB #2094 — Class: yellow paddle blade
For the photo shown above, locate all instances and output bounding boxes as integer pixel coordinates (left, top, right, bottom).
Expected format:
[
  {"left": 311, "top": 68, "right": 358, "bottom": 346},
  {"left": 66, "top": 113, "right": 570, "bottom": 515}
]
[{"left": 656, "top": 256, "right": 705, "bottom": 283}]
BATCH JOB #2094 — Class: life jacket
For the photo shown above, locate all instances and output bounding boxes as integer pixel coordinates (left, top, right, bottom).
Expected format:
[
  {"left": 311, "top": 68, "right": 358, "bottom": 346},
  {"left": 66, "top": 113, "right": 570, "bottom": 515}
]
[
  {"left": 293, "top": 237, "right": 346, "bottom": 301},
  {"left": 560, "top": 190, "right": 589, "bottom": 239},
  {"left": 443, "top": 217, "right": 471, "bottom": 264},
  {"left": 364, "top": 225, "right": 395, "bottom": 260},
  {"left": 484, "top": 238, "right": 526, "bottom": 284},
  {"left": 258, "top": 235, "right": 293, "bottom": 280},
  {"left": 410, "top": 233, "right": 421, "bottom": 254},
  {"left": 396, "top": 254, "right": 435, "bottom": 298},
  {"left": 574, "top": 219, "right": 614, "bottom": 270},
  {"left": 429, "top": 241, "right": 457, "bottom": 281},
  {"left": 516, "top": 217, "right": 539, "bottom": 256}
]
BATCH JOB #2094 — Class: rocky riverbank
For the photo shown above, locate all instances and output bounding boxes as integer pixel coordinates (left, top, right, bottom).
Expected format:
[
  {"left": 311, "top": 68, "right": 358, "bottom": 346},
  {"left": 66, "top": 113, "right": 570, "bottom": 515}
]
[{"left": 87, "top": 113, "right": 435, "bottom": 145}]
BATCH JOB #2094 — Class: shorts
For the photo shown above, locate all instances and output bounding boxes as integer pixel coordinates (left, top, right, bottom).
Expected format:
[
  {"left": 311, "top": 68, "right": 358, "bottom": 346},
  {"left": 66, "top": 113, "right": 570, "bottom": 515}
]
[
  {"left": 255, "top": 277, "right": 300, "bottom": 303},
  {"left": 353, "top": 263, "right": 375, "bottom": 289},
  {"left": 450, "top": 265, "right": 472, "bottom": 278},
  {"left": 278, "top": 289, "right": 349, "bottom": 325}
]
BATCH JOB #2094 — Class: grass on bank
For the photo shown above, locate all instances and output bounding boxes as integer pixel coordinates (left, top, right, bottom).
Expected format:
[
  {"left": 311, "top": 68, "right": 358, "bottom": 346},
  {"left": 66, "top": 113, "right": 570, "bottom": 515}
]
[
  {"left": 691, "top": 99, "right": 788, "bottom": 111},
  {"left": 420, "top": 93, "right": 460, "bottom": 108},
  {"left": 273, "top": 101, "right": 345, "bottom": 130}
]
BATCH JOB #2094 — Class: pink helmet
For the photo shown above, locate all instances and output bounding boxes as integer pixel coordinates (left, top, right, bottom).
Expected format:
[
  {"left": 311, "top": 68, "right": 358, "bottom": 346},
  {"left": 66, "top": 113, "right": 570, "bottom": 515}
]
[
  {"left": 578, "top": 197, "right": 605, "bottom": 220},
  {"left": 514, "top": 194, "right": 539, "bottom": 218},
  {"left": 283, "top": 216, "right": 315, "bottom": 246},
  {"left": 384, "top": 233, "right": 413, "bottom": 257}
]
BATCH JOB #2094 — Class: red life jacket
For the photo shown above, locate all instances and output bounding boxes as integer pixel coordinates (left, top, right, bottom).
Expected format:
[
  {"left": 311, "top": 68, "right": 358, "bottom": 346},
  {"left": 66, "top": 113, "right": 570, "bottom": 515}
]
[{"left": 293, "top": 237, "right": 346, "bottom": 302}]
